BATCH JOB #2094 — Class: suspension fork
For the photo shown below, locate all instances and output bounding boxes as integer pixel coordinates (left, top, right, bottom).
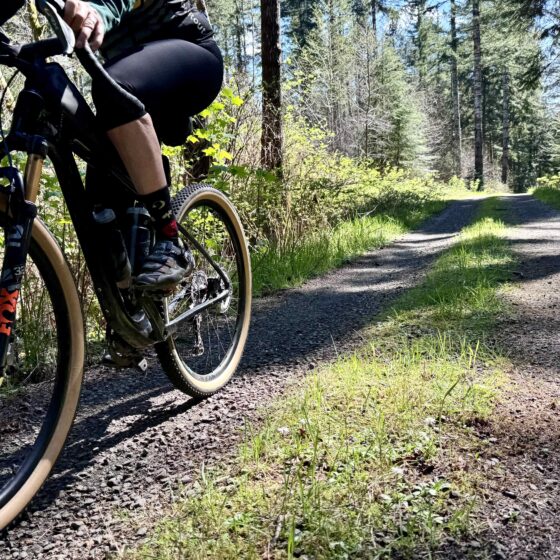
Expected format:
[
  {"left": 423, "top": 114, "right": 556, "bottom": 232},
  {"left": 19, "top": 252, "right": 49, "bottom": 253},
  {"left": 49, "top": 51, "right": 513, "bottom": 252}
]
[{"left": 0, "top": 142, "right": 45, "bottom": 369}]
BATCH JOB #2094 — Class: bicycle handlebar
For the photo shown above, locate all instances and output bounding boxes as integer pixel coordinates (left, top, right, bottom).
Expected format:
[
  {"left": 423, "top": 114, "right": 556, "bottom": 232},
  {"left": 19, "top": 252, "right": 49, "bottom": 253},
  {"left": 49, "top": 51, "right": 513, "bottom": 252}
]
[
  {"left": 36, "top": 0, "right": 75, "bottom": 55},
  {"left": 38, "top": 0, "right": 146, "bottom": 126},
  {"left": 0, "top": 0, "right": 146, "bottom": 128}
]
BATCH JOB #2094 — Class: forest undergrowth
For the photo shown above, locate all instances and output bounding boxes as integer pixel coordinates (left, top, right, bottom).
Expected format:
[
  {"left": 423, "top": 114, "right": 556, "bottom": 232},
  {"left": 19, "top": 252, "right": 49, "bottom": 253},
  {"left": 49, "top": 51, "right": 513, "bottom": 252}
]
[
  {"left": 531, "top": 177, "right": 560, "bottom": 209},
  {"left": 168, "top": 99, "right": 466, "bottom": 295},
  {"left": 124, "top": 197, "right": 515, "bottom": 559}
]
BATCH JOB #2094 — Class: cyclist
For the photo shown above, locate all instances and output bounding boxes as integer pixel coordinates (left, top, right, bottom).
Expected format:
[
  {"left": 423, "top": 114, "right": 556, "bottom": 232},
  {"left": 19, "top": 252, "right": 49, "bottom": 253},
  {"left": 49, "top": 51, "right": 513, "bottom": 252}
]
[{"left": 62, "top": 0, "right": 224, "bottom": 289}]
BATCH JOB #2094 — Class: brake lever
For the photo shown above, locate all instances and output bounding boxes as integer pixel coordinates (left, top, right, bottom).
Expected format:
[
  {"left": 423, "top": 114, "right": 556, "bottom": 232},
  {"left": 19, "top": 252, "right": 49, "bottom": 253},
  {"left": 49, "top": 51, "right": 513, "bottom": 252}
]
[
  {"left": 35, "top": 0, "right": 74, "bottom": 55},
  {"left": 35, "top": 0, "right": 145, "bottom": 140}
]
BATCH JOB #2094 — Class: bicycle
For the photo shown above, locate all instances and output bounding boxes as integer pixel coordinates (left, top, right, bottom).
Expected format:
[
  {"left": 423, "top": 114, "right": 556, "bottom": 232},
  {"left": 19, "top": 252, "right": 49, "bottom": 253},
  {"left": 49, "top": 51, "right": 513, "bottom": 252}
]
[{"left": 0, "top": 0, "right": 251, "bottom": 530}]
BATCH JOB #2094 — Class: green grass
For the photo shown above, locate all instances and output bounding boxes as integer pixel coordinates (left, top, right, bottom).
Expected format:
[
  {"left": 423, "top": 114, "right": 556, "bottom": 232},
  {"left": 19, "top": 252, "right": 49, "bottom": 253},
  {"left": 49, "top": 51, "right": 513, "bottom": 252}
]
[
  {"left": 386, "top": 196, "right": 514, "bottom": 337},
  {"left": 252, "top": 199, "right": 447, "bottom": 296},
  {"left": 124, "top": 197, "right": 514, "bottom": 560},
  {"left": 532, "top": 186, "right": 560, "bottom": 209}
]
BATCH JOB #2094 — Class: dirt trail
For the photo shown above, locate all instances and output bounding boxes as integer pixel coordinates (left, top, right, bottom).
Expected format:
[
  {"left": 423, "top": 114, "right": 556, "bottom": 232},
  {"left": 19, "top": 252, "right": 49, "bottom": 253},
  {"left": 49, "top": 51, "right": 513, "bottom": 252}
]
[
  {"left": 452, "top": 194, "right": 560, "bottom": 559},
  {"left": 0, "top": 198, "right": 482, "bottom": 559}
]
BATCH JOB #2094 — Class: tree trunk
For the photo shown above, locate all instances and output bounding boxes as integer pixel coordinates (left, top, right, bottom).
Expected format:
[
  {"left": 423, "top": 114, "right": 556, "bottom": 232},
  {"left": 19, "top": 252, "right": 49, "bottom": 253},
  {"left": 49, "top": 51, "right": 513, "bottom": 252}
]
[
  {"left": 501, "top": 67, "right": 510, "bottom": 185},
  {"left": 450, "top": 0, "right": 462, "bottom": 177},
  {"left": 416, "top": 0, "right": 427, "bottom": 85},
  {"left": 326, "top": 0, "right": 340, "bottom": 145},
  {"left": 260, "top": 0, "right": 283, "bottom": 171},
  {"left": 371, "top": 0, "right": 377, "bottom": 37},
  {"left": 472, "top": 0, "right": 484, "bottom": 189},
  {"left": 234, "top": 0, "right": 244, "bottom": 74}
]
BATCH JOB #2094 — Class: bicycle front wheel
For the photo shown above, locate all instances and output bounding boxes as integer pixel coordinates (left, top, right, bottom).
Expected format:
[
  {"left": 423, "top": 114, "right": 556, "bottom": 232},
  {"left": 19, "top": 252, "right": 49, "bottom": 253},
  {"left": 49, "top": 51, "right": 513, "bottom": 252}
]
[
  {"left": 0, "top": 216, "right": 84, "bottom": 531},
  {"left": 156, "top": 184, "right": 252, "bottom": 397}
]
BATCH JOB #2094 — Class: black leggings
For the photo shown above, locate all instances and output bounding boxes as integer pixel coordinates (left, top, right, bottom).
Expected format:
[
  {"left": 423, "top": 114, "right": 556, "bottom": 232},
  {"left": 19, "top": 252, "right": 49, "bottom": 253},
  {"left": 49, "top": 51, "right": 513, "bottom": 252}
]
[
  {"left": 92, "top": 38, "right": 223, "bottom": 146},
  {"left": 87, "top": 38, "right": 223, "bottom": 209}
]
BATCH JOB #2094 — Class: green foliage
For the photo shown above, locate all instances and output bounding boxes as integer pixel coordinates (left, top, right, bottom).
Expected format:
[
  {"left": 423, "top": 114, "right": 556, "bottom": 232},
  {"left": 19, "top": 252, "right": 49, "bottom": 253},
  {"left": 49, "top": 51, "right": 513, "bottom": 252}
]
[
  {"left": 531, "top": 183, "right": 560, "bottom": 209},
  {"left": 535, "top": 174, "right": 560, "bottom": 189},
  {"left": 188, "top": 86, "right": 243, "bottom": 165}
]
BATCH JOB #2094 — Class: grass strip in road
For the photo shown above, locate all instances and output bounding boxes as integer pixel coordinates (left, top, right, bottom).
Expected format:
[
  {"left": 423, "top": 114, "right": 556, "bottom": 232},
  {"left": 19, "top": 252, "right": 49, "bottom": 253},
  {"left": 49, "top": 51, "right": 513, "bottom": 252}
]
[
  {"left": 252, "top": 198, "right": 447, "bottom": 296},
  {"left": 531, "top": 186, "right": 560, "bottom": 210},
  {"left": 127, "top": 197, "right": 514, "bottom": 560},
  {"left": 383, "top": 196, "right": 514, "bottom": 341}
]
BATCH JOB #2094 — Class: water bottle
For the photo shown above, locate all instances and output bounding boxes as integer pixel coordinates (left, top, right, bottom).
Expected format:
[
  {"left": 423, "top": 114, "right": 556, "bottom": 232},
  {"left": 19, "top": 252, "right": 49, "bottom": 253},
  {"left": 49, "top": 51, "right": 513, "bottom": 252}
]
[
  {"left": 126, "top": 206, "right": 152, "bottom": 275},
  {"left": 92, "top": 207, "right": 132, "bottom": 289}
]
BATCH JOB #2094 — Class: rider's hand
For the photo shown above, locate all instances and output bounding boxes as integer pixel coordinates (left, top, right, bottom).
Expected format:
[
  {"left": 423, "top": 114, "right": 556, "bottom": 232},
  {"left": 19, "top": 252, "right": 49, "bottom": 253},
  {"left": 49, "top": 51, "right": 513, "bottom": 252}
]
[{"left": 63, "top": 0, "right": 105, "bottom": 51}]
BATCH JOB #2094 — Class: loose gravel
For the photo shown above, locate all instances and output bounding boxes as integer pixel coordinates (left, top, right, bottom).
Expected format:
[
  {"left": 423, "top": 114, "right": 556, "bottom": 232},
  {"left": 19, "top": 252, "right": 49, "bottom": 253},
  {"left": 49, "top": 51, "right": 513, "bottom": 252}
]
[
  {"left": 0, "top": 198, "right": 482, "bottom": 559},
  {"left": 447, "top": 194, "right": 560, "bottom": 559}
]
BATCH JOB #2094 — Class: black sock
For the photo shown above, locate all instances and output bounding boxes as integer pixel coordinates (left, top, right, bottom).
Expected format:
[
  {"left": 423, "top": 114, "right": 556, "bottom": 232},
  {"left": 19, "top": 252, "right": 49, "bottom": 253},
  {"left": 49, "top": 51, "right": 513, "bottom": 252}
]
[{"left": 139, "top": 187, "right": 179, "bottom": 241}]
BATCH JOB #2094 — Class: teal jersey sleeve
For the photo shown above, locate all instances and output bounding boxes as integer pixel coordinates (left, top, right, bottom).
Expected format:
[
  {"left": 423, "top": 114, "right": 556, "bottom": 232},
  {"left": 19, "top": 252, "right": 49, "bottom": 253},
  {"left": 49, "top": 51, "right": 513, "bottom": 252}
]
[{"left": 87, "top": 0, "right": 137, "bottom": 32}]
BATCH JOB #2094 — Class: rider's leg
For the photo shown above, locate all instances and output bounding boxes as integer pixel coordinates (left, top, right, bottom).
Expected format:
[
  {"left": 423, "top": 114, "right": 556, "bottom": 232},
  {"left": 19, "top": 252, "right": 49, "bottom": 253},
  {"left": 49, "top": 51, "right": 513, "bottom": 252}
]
[
  {"left": 106, "top": 114, "right": 166, "bottom": 195},
  {"left": 92, "top": 38, "right": 223, "bottom": 288},
  {"left": 107, "top": 115, "right": 180, "bottom": 242},
  {"left": 104, "top": 116, "right": 187, "bottom": 289}
]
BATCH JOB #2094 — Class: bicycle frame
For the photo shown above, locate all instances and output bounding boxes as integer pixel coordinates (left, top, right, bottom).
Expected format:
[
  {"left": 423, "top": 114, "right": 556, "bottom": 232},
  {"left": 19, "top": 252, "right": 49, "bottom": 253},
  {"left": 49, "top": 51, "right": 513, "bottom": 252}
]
[
  {"left": 0, "top": 0, "right": 234, "bottom": 372},
  {"left": 0, "top": 47, "right": 159, "bottom": 367}
]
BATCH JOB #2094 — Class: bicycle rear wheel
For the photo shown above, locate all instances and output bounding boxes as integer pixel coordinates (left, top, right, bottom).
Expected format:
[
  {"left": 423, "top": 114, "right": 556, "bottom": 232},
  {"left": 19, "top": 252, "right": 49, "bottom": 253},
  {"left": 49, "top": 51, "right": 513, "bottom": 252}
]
[
  {"left": 0, "top": 216, "right": 84, "bottom": 531},
  {"left": 156, "top": 184, "right": 251, "bottom": 397}
]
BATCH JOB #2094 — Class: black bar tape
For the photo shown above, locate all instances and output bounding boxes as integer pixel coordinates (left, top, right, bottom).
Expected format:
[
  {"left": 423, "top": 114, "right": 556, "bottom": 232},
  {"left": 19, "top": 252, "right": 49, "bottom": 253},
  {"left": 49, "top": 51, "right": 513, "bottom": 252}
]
[{"left": 77, "top": 44, "right": 146, "bottom": 127}]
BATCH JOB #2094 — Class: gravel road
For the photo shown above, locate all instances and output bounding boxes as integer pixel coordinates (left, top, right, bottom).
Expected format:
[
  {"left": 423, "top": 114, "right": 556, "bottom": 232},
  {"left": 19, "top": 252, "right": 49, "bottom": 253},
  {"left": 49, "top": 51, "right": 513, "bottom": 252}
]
[
  {"left": 0, "top": 198, "right": 482, "bottom": 559},
  {"left": 454, "top": 194, "right": 560, "bottom": 559}
]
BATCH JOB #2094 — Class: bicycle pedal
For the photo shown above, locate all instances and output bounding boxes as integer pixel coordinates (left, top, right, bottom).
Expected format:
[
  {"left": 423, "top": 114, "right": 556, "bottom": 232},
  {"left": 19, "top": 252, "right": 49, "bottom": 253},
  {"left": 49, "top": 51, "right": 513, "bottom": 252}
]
[
  {"left": 133, "top": 283, "right": 175, "bottom": 297},
  {"left": 149, "top": 288, "right": 175, "bottom": 300},
  {"left": 102, "top": 348, "right": 149, "bottom": 371}
]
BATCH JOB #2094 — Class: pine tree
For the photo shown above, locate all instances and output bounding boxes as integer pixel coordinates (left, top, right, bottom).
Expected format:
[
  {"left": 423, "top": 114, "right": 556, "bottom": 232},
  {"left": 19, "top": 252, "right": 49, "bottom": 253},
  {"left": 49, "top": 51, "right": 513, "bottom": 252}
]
[
  {"left": 472, "top": 0, "right": 484, "bottom": 188},
  {"left": 450, "top": 0, "right": 463, "bottom": 177},
  {"left": 261, "top": 0, "right": 283, "bottom": 171}
]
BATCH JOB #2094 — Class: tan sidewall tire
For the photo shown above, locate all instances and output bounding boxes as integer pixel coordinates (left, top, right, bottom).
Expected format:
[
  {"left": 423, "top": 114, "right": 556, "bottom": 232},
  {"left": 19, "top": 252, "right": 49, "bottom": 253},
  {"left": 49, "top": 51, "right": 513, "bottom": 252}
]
[
  {"left": 161, "top": 187, "right": 251, "bottom": 396},
  {"left": 0, "top": 219, "right": 84, "bottom": 531}
]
